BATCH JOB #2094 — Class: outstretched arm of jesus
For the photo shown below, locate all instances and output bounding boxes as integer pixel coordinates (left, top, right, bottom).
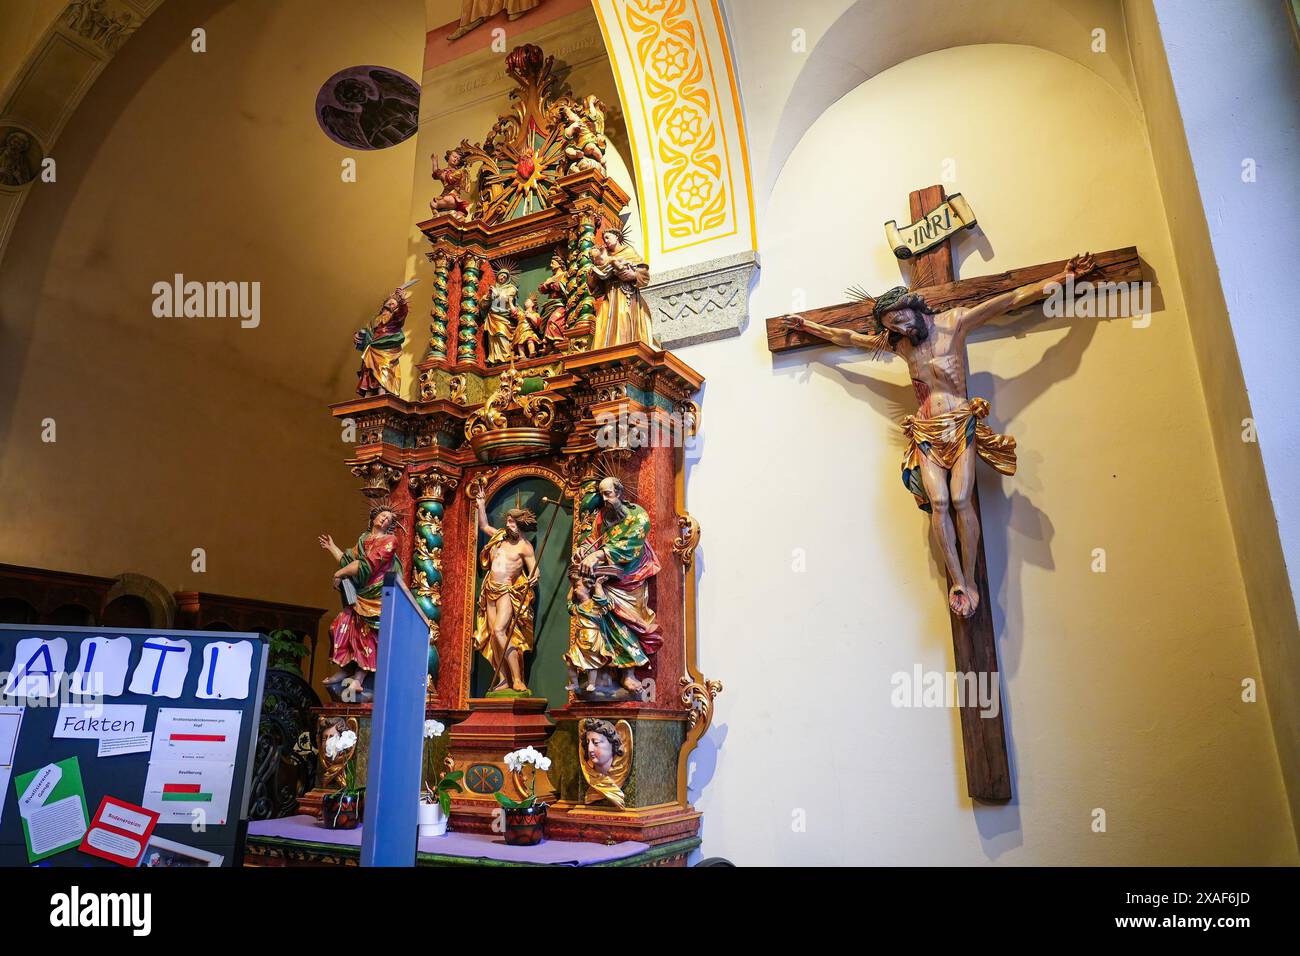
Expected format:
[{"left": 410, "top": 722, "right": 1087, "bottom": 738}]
[
  {"left": 956, "top": 252, "right": 1097, "bottom": 334},
  {"left": 785, "top": 315, "right": 889, "bottom": 353},
  {"left": 475, "top": 490, "right": 497, "bottom": 536}
]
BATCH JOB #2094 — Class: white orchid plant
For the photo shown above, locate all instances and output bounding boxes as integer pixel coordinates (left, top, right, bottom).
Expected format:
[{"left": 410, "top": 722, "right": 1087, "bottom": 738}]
[
  {"left": 422, "top": 719, "right": 463, "bottom": 815},
  {"left": 496, "top": 746, "right": 552, "bottom": 811},
  {"left": 324, "top": 728, "right": 361, "bottom": 796}
]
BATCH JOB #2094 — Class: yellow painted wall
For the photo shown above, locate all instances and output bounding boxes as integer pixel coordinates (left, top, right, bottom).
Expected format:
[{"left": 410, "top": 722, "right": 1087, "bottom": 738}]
[{"left": 0, "top": 0, "right": 426, "bottom": 684}]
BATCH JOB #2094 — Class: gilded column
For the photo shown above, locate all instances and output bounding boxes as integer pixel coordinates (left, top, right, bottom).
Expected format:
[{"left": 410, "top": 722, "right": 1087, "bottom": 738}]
[
  {"left": 457, "top": 253, "right": 482, "bottom": 364},
  {"left": 425, "top": 248, "right": 453, "bottom": 361}
]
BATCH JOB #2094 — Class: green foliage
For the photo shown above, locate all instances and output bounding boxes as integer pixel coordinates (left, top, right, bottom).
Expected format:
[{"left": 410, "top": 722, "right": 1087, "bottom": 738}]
[
  {"left": 493, "top": 791, "right": 526, "bottom": 810},
  {"left": 266, "top": 628, "right": 310, "bottom": 674},
  {"left": 428, "top": 770, "right": 464, "bottom": 817}
]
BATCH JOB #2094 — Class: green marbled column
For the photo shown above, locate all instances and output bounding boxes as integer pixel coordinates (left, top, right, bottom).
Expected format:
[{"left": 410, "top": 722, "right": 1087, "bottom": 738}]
[
  {"left": 425, "top": 250, "right": 453, "bottom": 361},
  {"left": 413, "top": 498, "right": 443, "bottom": 623},
  {"left": 457, "top": 254, "right": 482, "bottom": 364},
  {"left": 572, "top": 218, "right": 596, "bottom": 327}
]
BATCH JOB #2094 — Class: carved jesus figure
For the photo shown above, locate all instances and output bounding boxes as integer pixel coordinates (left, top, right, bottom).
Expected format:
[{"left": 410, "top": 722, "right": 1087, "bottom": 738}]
[
  {"left": 473, "top": 490, "right": 539, "bottom": 693},
  {"left": 788, "top": 253, "right": 1096, "bottom": 618}
]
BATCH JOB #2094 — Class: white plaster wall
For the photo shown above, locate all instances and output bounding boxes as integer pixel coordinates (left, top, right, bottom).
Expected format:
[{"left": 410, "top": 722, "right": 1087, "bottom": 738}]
[
  {"left": 682, "top": 43, "right": 1297, "bottom": 865},
  {"left": 1149, "top": 0, "right": 1300, "bottom": 618}
]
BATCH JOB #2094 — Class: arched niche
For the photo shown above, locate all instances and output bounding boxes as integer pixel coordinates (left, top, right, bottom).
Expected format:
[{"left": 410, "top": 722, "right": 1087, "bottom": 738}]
[
  {"left": 470, "top": 472, "right": 573, "bottom": 709},
  {"left": 103, "top": 572, "right": 176, "bottom": 629}
]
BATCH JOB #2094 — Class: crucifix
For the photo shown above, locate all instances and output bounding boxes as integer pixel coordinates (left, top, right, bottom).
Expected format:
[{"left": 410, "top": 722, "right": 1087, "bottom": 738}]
[{"left": 767, "top": 184, "right": 1141, "bottom": 801}]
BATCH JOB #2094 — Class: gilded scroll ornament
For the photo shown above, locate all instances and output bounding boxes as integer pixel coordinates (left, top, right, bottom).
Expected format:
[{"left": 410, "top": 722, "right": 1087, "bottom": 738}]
[
  {"left": 680, "top": 675, "right": 723, "bottom": 733},
  {"left": 672, "top": 512, "right": 700, "bottom": 569}
]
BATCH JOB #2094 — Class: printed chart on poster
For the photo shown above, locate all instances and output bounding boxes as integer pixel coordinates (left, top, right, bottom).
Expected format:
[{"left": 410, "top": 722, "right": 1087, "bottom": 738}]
[{"left": 0, "top": 625, "right": 266, "bottom": 867}]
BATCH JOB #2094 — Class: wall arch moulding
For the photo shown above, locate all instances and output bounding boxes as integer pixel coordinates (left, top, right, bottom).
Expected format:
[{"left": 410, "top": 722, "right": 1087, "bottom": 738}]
[
  {"left": 0, "top": 0, "right": 164, "bottom": 265},
  {"left": 753, "top": 0, "right": 1137, "bottom": 204},
  {"left": 592, "top": 0, "right": 758, "bottom": 348}
]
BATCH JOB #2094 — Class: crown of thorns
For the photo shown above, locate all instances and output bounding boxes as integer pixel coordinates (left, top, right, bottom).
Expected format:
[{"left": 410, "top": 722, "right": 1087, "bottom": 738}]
[
  {"left": 504, "top": 507, "right": 537, "bottom": 530},
  {"left": 864, "top": 286, "right": 934, "bottom": 333}
]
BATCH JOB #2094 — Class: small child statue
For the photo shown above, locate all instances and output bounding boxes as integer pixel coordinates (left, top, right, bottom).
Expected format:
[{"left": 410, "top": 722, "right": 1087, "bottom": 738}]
[
  {"left": 511, "top": 295, "right": 542, "bottom": 360},
  {"left": 564, "top": 571, "right": 611, "bottom": 694}
]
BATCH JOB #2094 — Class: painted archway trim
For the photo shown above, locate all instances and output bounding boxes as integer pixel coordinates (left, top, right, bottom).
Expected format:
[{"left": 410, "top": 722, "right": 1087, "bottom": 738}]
[{"left": 592, "top": 0, "right": 759, "bottom": 348}]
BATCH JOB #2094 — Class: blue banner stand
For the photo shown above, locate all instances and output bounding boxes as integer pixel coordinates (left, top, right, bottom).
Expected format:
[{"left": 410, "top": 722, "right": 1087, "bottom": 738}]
[{"left": 360, "top": 573, "right": 433, "bottom": 867}]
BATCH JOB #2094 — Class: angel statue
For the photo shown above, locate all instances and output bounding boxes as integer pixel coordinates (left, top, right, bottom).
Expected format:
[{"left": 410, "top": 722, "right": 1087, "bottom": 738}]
[
  {"left": 560, "top": 95, "right": 607, "bottom": 175},
  {"left": 318, "top": 504, "right": 404, "bottom": 703},
  {"left": 429, "top": 146, "right": 471, "bottom": 219},
  {"left": 353, "top": 282, "right": 414, "bottom": 397},
  {"left": 580, "top": 718, "right": 633, "bottom": 809}
]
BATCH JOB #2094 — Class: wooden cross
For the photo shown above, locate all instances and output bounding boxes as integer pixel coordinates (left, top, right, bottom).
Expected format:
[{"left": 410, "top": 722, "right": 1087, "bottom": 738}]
[{"left": 767, "top": 185, "right": 1140, "bottom": 801}]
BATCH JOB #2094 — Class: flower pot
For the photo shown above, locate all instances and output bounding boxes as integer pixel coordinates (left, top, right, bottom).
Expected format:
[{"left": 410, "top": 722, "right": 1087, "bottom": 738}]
[
  {"left": 503, "top": 804, "right": 546, "bottom": 846},
  {"left": 321, "top": 790, "right": 364, "bottom": 830},
  {"left": 418, "top": 800, "right": 448, "bottom": 837}
]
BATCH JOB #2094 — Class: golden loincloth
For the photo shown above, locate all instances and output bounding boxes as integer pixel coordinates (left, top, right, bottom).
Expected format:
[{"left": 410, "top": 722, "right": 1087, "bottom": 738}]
[
  {"left": 900, "top": 397, "right": 1017, "bottom": 511},
  {"left": 473, "top": 574, "right": 535, "bottom": 670}
]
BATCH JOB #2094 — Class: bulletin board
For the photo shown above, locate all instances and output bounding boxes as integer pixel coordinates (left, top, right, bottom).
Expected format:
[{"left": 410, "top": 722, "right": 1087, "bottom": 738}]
[{"left": 0, "top": 624, "right": 267, "bottom": 868}]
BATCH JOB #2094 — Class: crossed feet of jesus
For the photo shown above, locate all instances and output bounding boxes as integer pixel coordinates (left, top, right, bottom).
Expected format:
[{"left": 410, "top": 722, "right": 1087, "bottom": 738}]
[{"left": 948, "top": 582, "right": 979, "bottom": 619}]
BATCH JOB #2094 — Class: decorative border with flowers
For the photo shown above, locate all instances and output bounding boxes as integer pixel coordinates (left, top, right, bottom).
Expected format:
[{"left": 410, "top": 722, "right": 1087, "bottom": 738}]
[{"left": 600, "top": 0, "right": 740, "bottom": 254}]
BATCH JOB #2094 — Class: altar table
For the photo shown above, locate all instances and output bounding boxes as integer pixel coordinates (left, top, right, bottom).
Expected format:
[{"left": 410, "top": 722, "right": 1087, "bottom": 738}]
[{"left": 243, "top": 814, "right": 697, "bottom": 867}]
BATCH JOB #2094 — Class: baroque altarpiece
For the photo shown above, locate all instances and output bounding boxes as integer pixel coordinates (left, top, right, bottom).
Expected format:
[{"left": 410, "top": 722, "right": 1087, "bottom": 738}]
[{"left": 302, "top": 45, "right": 719, "bottom": 850}]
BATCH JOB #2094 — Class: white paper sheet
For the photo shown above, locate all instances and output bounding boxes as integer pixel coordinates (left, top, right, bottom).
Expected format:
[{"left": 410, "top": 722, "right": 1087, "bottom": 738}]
[
  {"left": 195, "top": 641, "right": 253, "bottom": 700},
  {"left": 28, "top": 795, "right": 87, "bottom": 856},
  {"left": 96, "top": 799, "right": 154, "bottom": 837},
  {"left": 3, "top": 638, "right": 68, "bottom": 698},
  {"left": 141, "top": 761, "right": 235, "bottom": 826},
  {"left": 151, "top": 709, "right": 241, "bottom": 763},
  {"left": 98, "top": 733, "right": 152, "bottom": 758},
  {"left": 0, "top": 707, "right": 23, "bottom": 825},
  {"left": 68, "top": 636, "right": 133, "bottom": 697},
  {"left": 128, "top": 638, "right": 192, "bottom": 698},
  {"left": 87, "top": 828, "right": 142, "bottom": 859},
  {"left": 53, "top": 703, "right": 147, "bottom": 739},
  {"left": 18, "top": 762, "right": 62, "bottom": 817}
]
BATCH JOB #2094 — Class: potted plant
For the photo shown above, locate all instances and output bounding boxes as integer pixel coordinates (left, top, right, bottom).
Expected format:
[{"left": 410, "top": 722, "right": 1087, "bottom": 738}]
[
  {"left": 419, "top": 719, "right": 463, "bottom": 837},
  {"left": 494, "top": 746, "right": 551, "bottom": 846},
  {"left": 320, "top": 728, "right": 363, "bottom": 829}
]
